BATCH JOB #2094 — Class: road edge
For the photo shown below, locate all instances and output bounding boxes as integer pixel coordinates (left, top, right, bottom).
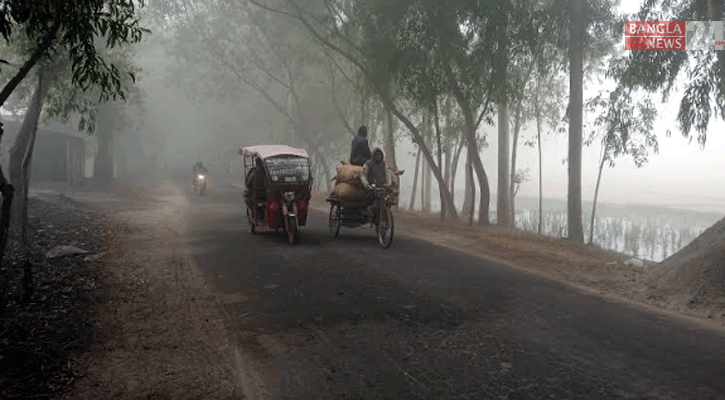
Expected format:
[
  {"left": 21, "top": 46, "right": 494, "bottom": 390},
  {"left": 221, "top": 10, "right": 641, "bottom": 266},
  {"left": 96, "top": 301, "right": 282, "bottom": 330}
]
[{"left": 306, "top": 201, "right": 725, "bottom": 335}]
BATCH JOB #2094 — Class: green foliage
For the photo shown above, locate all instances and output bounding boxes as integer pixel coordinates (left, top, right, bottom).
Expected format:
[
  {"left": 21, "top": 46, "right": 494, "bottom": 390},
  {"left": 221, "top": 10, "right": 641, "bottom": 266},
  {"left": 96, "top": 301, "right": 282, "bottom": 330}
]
[
  {"left": 585, "top": 87, "right": 659, "bottom": 168},
  {"left": 0, "top": 0, "right": 149, "bottom": 106},
  {"left": 612, "top": 0, "right": 724, "bottom": 147}
]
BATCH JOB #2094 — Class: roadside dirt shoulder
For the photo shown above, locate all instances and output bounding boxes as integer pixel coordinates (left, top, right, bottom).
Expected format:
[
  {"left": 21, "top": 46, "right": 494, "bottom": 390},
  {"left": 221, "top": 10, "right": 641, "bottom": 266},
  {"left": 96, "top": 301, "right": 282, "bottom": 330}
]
[
  {"left": 57, "top": 183, "right": 248, "bottom": 400},
  {"left": 310, "top": 195, "right": 725, "bottom": 331}
]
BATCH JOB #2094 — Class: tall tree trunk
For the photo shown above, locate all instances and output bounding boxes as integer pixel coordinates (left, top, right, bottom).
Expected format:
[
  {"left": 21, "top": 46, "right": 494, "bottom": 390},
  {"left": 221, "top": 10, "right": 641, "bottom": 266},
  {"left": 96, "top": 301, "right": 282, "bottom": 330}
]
[
  {"left": 378, "top": 89, "right": 457, "bottom": 217},
  {"left": 0, "top": 119, "right": 15, "bottom": 272},
  {"left": 509, "top": 63, "right": 534, "bottom": 226},
  {"left": 385, "top": 106, "right": 397, "bottom": 170},
  {"left": 409, "top": 147, "right": 421, "bottom": 210},
  {"left": 589, "top": 142, "right": 608, "bottom": 244},
  {"left": 450, "top": 137, "right": 465, "bottom": 208},
  {"left": 509, "top": 113, "right": 520, "bottom": 227},
  {"left": 462, "top": 154, "right": 473, "bottom": 218},
  {"left": 434, "top": 98, "right": 445, "bottom": 219},
  {"left": 435, "top": 28, "right": 489, "bottom": 223},
  {"left": 421, "top": 112, "right": 432, "bottom": 213},
  {"left": 10, "top": 73, "right": 45, "bottom": 246},
  {"left": 467, "top": 150, "right": 476, "bottom": 226},
  {"left": 442, "top": 137, "right": 451, "bottom": 220},
  {"left": 536, "top": 105, "right": 543, "bottom": 234},
  {"left": 497, "top": 100, "right": 511, "bottom": 227},
  {"left": 568, "top": 0, "right": 585, "bottom": 243},
  {"left": 360, "top": 77, "right": 366, "bottom": 125}
]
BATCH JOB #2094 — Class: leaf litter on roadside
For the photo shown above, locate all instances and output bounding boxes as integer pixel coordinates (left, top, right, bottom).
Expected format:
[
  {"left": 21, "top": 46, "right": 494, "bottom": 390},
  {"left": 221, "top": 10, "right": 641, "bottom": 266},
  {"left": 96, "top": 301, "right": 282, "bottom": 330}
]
[{"left": 0, "top": 194, "right": 109, "bottom": 399}]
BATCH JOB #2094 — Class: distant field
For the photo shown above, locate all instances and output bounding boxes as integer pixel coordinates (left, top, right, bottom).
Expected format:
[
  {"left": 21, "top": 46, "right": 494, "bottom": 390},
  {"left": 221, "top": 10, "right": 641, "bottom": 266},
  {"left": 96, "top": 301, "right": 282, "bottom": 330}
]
[{"left": 403, "top": 190, "right": 722, "bottom": 263}]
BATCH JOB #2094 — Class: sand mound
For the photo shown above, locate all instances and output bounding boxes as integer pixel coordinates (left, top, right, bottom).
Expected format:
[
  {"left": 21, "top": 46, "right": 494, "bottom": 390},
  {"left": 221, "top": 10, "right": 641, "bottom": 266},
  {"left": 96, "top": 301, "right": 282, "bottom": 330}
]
[{"left": 645, "top": 217, "right": 725, "bottom": 303}]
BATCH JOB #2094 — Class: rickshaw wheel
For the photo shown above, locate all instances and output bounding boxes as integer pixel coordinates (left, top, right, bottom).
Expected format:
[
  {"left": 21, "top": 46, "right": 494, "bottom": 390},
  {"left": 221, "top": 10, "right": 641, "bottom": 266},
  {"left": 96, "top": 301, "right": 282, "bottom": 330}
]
[
  {"left": 286, "top": 216, "right": 299, "bottom": 244},
  {"left": 376, "top": 207, "right": 394, "bottom": 249},
  {"left": 328, "top": 203, "right": 341, "bottom": 238},
  {"left": 287, "top": 224, "right": 299, "bottom": 244},
  {"left": 246, "top": 208, "right": 256, "bottom": 234}
]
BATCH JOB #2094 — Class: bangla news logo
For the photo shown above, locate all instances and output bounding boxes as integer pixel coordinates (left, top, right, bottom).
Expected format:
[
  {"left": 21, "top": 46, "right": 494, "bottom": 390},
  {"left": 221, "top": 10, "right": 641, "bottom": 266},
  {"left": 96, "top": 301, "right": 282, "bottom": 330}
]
[{"left": 625, "top": 21, "right": 724, "bottom": 51}]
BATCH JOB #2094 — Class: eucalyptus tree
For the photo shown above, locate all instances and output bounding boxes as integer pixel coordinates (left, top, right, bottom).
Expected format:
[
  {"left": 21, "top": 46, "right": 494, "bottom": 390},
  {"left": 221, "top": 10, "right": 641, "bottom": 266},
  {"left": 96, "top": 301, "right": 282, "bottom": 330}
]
[
  {"left": 163, "top": 0, "right": 348, "bottom": 188},
  {"left": 249, "top": 0, "right": 460, "bottom": 217},
  {"left": 614, "top": 0, "right": 724, "bottom": 150},
  {"left": 0, "top": 0, "right": 148, "bottom": 267},
  {"left": 553, "top": 0, "right": 621, "bottom": 242},
  {"left": 584, "top": 87, "right": 658, "bottom": 244},
  {"left": 530, "top": 57, "right": 567, "bottom": 234}
]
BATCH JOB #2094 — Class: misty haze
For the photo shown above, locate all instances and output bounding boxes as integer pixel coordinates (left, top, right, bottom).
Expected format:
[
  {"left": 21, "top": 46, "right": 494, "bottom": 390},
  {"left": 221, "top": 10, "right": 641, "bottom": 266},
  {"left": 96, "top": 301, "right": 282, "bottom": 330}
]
[{"left": 1, "top": 0, "right": 725, "bottom": 399}]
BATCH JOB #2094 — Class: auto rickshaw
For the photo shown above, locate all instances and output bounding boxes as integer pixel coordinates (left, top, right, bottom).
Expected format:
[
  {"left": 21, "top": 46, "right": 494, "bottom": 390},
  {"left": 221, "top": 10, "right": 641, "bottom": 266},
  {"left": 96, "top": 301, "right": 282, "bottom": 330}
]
[{"left": 240, "top": 145, "right": 313, "bottom": 244}]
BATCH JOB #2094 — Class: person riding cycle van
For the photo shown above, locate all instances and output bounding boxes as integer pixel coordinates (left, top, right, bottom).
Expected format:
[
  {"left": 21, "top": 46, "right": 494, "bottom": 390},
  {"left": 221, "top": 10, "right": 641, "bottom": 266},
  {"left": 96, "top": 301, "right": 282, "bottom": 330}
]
[{"left": 360, "top": 147, "right": 390, "bottom": 217}]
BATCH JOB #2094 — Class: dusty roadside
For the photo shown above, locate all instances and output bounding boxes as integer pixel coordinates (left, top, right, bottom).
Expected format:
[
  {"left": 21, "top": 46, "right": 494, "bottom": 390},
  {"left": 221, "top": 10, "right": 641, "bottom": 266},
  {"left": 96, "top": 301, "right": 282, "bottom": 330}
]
[
  {"left": 43, "top": 181, "right": 250, "bottom": 399},
  {"left": 309, "top": 194, "right": 725, "bottom": 331}
]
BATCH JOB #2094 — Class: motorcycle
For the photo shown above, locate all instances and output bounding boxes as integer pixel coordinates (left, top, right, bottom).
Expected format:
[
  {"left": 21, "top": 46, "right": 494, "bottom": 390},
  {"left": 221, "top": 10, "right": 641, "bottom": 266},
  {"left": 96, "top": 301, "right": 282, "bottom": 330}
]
[{"left": 194, "top": 174, "right": 207, "bottom": 195}]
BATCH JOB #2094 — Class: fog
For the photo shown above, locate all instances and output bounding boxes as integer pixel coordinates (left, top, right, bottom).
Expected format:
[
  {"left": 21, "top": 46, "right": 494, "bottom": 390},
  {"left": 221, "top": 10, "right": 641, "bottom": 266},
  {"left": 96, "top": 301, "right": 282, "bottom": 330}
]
[
  {"left": 117, "top": 0, "right": 725, "bottom": 216},
  {"left": 4, "top": 0, "right": 720, "bottom": 263}
]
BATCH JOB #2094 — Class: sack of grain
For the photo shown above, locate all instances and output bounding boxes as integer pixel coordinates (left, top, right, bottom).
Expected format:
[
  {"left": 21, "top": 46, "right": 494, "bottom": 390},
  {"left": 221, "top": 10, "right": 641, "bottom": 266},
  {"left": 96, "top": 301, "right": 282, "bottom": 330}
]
[
  {"left": 336, "top": 163, "right": 364, "bottom": 187},
  {"left": 330, "top": 182, "right": 367, "bottom": 203}
]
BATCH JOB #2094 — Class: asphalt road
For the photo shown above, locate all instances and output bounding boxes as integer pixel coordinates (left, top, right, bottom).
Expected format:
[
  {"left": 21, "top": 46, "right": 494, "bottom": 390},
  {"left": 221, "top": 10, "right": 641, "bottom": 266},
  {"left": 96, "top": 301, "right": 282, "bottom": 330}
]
[{"left": 184, "top": 181, "right": 725, "bottom": 400}]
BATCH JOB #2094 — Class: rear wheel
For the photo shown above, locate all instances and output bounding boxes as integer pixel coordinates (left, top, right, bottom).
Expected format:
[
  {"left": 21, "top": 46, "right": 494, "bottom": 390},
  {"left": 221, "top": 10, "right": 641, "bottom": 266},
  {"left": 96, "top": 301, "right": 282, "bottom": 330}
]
[
  {"left": 247, "top": 208, "right": 256, "bottom": 233},
  {"left": 328, "top": 203, "right": 341, "bottom": 238},
  {"left": 376, "top": 206, "right": 394, "bottom": 248},
  {"left": 287, "top": 216, "right": 299, "bottom": 244}
]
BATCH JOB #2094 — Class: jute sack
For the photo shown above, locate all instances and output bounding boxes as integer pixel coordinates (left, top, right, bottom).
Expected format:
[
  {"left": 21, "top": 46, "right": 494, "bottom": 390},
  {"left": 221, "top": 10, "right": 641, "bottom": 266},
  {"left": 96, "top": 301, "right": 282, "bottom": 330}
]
[
  {"left": 335, "top": 163, "right": 364, "bottom": 188},
  {"left": 330, "top": 182, "right": 367, "bottom": 203}
]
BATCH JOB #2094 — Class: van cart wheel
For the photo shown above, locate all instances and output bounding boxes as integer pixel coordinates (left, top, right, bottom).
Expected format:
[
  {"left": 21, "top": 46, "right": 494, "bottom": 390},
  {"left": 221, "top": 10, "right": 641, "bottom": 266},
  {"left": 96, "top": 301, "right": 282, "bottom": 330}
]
[
  {"left": 376, "top": 207, "right": 394, "bottom": 248},
  {"left": 329, "top": 203, "right": 341, "bottom": 238},
  {"left": 247, "top": 208, "right": 256, "bottom": 234}
]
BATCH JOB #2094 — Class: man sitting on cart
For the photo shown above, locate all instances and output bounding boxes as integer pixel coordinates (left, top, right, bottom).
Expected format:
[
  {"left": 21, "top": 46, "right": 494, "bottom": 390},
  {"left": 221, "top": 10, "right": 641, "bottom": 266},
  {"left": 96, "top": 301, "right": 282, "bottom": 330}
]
[
  {"left": 244, "top": 157, "right": 267, "bottom": 220},
  {"left": 360, "top": 147, "right": 389, "bottom": 218},
  {"left": 350, "top": 125, "right": 372, "bottom": 166}
]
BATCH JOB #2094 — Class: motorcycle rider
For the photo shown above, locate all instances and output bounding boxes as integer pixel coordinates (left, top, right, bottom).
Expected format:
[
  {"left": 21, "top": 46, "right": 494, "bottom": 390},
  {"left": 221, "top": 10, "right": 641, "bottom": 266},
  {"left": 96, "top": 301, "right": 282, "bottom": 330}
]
[
  {"left": 349, "top": 125, "right": 372, "bottom": 166},
  {"left": 192, "top": 161, "right": 209, "bottom": 188},
  {"left": 360, "top": 147, "right": 389, "bottom": 218}
]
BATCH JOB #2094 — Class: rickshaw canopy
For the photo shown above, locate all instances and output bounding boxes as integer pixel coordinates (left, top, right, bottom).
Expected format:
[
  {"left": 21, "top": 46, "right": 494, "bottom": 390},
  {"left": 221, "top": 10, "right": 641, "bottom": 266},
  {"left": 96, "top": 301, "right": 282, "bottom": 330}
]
[{"left": 239, "top": 145, "right": 309, "bottom": 160}]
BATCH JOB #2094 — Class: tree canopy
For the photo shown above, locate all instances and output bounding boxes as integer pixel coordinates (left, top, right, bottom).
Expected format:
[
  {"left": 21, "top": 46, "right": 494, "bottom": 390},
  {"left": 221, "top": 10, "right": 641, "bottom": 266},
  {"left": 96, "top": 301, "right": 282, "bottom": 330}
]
[{"left": 0, "top": 0, "right": 149, "bottom": 108}]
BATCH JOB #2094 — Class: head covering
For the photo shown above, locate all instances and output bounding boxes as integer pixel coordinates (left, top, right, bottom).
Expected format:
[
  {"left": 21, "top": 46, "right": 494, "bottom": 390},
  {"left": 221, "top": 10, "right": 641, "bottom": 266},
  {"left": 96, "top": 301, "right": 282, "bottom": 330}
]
[
  {"left": 255, "top": 157, "right": 264, "bottom": 169},
  {"left": 358, "top": 125, "right": 368, "bottom": 137},
  {"left": 371, "top": 147, "right": 384, "bottom": 162},
  {"left": 367, "top": 147, "right": 387, "bottom": 185}
]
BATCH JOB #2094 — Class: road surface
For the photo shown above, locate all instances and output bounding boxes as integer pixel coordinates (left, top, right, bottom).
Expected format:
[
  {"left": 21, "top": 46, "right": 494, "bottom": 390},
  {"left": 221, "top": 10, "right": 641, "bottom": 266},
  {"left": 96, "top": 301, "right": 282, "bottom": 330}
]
[{"left": 183, "top": 181, "right": 725, "bottom": 400}]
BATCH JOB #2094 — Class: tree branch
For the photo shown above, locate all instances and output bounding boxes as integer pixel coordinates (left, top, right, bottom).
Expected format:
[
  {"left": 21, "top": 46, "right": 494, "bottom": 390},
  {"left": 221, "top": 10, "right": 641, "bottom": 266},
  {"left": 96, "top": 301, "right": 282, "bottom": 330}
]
[
  {"left": 0, "top": 22, "right": 59, "bottom": 107},
  {"left": 328, "top": 63, "right": 356, "bottom": 136}
]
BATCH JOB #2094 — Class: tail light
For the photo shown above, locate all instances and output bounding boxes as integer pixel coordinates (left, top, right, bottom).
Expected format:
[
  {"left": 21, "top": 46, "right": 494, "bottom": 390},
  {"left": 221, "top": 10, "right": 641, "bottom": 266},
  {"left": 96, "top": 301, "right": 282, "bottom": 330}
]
[
  {"left": 268, "top": 202, "right": 280, "bottom": 212},
  {"left": 297, "top": 201, "right": 307, "bottom": 211}
]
